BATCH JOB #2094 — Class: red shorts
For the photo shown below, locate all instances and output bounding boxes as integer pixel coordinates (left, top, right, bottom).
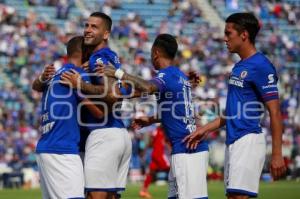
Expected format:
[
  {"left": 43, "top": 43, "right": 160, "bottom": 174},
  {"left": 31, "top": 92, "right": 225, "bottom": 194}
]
[{"left": 149, "top": 154, "right": 170, "bottom": 171}]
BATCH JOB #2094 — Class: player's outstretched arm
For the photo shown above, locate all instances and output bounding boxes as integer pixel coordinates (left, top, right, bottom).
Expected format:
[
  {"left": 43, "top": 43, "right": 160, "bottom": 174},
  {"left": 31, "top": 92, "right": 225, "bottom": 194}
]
[
  {"left": 187, "top": 71, "right": 201, "bottom": 88},
  {"left": 32, "top": 64, "right": 56, "bottom": 92},
  {"left": 60, "top": 70, "right": 106, "bottom": 118},
  {"left": 96, "top": 64, "right": 159, "bottom": 94},
  {"left": 60, "top": 69, "right": 125, "bottom": 104},
  {"left": 265, "top": 99, "right": 287, "bottom": 180},
  {"left": 81, "top": 98, "right": 104, "bottom": 119},
  {"left": 183, "top": 117, "right": 226, "bottom": 149},
  {"left": 60, "top": 69, "right": 108, "bottom": 96},
  {"left": 132, "top": 116, "right": 161, "bottom": 130}
]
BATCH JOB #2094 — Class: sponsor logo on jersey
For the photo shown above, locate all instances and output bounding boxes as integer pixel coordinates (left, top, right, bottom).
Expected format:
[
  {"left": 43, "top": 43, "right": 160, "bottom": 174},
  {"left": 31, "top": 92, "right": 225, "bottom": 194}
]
[
  {"left": 96, "top": 58, "right": 103, "bottom": 64},
  {"left": 229, "top": 76, "right": 244, "bottom": 88},
  {"left": 158, "top": 73, "right": 165, "bottom": 78},
  {"left": 268, "top": 74, "right": 275, "bottom": 84},
  {"left": 262, "top": 84, "right": 277, "bottom": 89}
]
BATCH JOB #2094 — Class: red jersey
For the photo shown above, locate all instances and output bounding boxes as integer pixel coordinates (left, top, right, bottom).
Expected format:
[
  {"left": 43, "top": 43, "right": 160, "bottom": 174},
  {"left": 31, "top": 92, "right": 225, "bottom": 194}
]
[
  {"left": 151, "top": 127, "right": 166, "bottom": 157},
  {"left": 149, "top": 126, "right": 170, "bottom": 171}
]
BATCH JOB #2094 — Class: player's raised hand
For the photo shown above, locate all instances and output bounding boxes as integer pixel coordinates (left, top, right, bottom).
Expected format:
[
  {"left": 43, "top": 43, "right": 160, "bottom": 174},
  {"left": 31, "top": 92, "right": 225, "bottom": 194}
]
[
  {"left": 188, "top": 71, "right": 201, "bottom": 88},
  {"left": 95, "top": 63, "right": 116, "bottom": 78},
  {"left": 60, "top": 69, "right": 82, "bottom": 88},
  {"left": 94, "top": 63, "right": 105, "bottom": 77},
  {"left": 82, "top": 61, "right": 89, "bottom": 72},
  {"left": 270, "top": 155, "right": 286, "bottom": 180},
  {"left": 131, "top": 116, "right": 152, "bottom": 130},
  {"left": 182, "top": 128, "right": 208, "bottom": 150},
  {"left": 41, "top": 64, "right": 56, "bottom": 82}
]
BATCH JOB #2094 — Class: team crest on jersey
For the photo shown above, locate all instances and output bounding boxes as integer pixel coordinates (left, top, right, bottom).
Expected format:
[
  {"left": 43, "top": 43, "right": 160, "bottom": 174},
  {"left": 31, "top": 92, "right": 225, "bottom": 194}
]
[
  {"left": 240, "top": 71, "right": 248, "bottom": 79},
  {"left": 158, "top": 73, "right": 165, "bottom": 78},
  {"left": 96, "top": 58, "right": 103, "bottom": 64}
]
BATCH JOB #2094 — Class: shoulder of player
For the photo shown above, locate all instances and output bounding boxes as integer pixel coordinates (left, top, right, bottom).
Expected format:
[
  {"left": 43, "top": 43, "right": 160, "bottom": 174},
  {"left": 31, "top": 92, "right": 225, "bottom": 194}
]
[
  {"left": 238, "top": 54, "right": 274, "bottom": 73},
  {"left": 91, "top": 47, "right": 117, "bottom": 58},
  {"left": 159, "top": 66, "right": 183, "bottom": 76},
  {"left": 251, "top": 52, "right": 273, "bottom": 67},
  {"left": 253, "top": 59, "right": 276, "bottom": 74},
  {"left": 90, "top": 48, "right": 120, "bottom": 65},
  {"left": 63, "top": 64, "right": 89, "bottom": 78},
  {"left": 153, "top": 67, "right": 182, "bottom": 88},
  {"left": 73, "top": 67, "right": 87, "bottom": 74}
]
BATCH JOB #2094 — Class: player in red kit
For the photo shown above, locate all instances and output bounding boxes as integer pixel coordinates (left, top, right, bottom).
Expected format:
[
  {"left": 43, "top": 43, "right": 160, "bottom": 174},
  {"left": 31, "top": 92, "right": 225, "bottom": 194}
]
[{"left": 139, "top": 125, "right": 170, "bottom": 198}]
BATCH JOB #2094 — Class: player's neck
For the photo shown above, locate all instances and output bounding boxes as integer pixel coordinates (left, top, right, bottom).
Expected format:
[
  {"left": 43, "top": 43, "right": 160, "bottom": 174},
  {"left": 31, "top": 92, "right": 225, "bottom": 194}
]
[
  {"left": 68, "top": 57, "right": 81, "bottom": 67},
  {"left": 93, "top": 41, "right": 108, "bottom": 52},
  {"left": 158, "top": 58, "right": 173, "bottom": 69},
  {"left": 238, "top": 44, "right": 257, "bottom": 60}
]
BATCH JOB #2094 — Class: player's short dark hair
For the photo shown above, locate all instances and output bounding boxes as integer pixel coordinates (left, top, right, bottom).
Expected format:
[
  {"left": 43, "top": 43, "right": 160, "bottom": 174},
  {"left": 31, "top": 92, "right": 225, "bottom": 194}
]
[
  {"left": 66, "top": 36, "right": 84, "bottom": 57},
  {"left": 90, "top": 12, "right": 112, "bottom": 31},
  {"left": 81, "top": 43, "right": 93, "bottom": 63},
  {"left": 226, "top": 12, "right": 260, "bottom": 44},
  {"left": 153, "top": 34, "right": 178, "bottom": 59}
]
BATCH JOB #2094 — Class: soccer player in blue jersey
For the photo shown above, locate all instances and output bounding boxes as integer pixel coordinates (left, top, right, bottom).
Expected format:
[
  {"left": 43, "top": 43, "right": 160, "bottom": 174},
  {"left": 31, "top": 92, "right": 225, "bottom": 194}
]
[
  {"left": 60, "top": 12, "right": 131, "bottom": 199},
  {"left": 99, "top": 34, "right": 209, "bottom": 199},
  {"left": 32, "top": 36, "right": 102, "bottom": 199},
  {"left": 184, "top": 13, "right": 286, "bottom": 199}
]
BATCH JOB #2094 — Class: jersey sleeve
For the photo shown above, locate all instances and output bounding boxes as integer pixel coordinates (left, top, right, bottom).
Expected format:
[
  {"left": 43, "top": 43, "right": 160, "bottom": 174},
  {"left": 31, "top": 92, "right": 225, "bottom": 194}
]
[
  {"left": 252, "top": 66, "right": 279, "bottom": 102},
  {"left": 150, "top": 71, "right": 171, "bottom": 93},
  {"left": 89, "top": 50, "right": 122, "bottom": 85},
  {"left": 89, "top": 50, "right": 121, "bottom": 72},
  {"left": 105, "top": 50, "right": 121, "bottom": 69},
  {"left": 89, "top": 54, "right": 109, "bottom": 73}
]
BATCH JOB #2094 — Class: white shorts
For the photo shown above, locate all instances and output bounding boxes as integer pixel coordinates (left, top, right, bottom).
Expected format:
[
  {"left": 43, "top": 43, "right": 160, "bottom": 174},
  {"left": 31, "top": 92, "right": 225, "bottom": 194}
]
[
  {"left": 36, "top": 153, "right": 84, "bottom": 199},
  {"left": 168, "top": 151, "right": 208, "bottom": 199},
  {"left": 224, "top": 133, "right": 266, "bottom": 197},
  {"left": 84, "top": 128, "right": 132, "bottom": 192}
]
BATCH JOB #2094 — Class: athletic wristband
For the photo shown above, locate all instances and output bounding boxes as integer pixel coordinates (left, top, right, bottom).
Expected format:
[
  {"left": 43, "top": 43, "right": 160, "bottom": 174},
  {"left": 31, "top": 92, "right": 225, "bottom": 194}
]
[
  {"left": 115, "top": 69, "right": 125, "bottom": 79},
  {"left": 38, "top": 75, "right": 48, "bottom": 83}
]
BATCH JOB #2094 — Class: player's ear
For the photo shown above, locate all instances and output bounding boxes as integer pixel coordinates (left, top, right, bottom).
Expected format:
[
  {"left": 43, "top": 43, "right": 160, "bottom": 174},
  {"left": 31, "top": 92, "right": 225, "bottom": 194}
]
[
  {"left": 241, "top": 30, "right": 248, "bottom": 42},
  {"left": 103, "top": 30, "right": 110, "bottom": 40},
  {"left": 153, "top": 48, "right": 159, "bottom": 57},
  {"left": 157, "top": 47, "right": 166, "bottom": 57}
]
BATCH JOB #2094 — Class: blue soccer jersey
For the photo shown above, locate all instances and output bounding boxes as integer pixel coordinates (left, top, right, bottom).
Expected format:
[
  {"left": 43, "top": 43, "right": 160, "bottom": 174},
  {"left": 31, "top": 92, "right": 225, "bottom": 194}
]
[
  {"left": 89, "top": 47, "right": 121, "bottom": 72},
  {"left": 85, "top": 47, "right": 124, "bottom": 131},
  {"left": 151, "top": 66, "right": 208, "bottom": 154},
  {"left": 226, "top": 52, "right": 279, "bottom": 145},
  {"left": 36, "top": 63, "right": 91, "bottom": 154}
]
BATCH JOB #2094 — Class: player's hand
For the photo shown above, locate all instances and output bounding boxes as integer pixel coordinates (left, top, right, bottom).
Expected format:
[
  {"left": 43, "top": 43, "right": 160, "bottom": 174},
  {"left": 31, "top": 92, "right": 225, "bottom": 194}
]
[
  {"left": 82, "top": 61, "right": 89, "bottom": 72},
  {"left": 41, "top": 64, "right": 56, "bottom": 82},
  {"left": 94, "top": 63, "right": 105, "bottom": 77},
  {"left": 95, "top": 63, "right": 116, "bottom": 78},
  {"left": 270, "top": 154, "right": 286, "bottom": 180},
  {"left": 188, "top": 71, "right": 201, "bottom": 88},
  {"left": 60, "top": 69, "right": 82, "bottom": 88},
  {"left": 131, "top": 117, "right": 152, "bottom": 130},
  {"left": 182, "top": 128, "right": 208, "bottom": 150}
]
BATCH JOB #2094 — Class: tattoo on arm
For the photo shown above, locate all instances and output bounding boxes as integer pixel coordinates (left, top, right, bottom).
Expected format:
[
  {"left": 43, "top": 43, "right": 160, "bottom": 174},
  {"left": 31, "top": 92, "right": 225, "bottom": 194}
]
[
  {"left": 80, "top": 77, "right": 120, "bottom": 104},
  {"left": 80, "top": 81, "right": 106, "bottom": 96},
  {"left": 123, "top": 73, "right": 158, "bottom": 94},
  {"left": 105, "top": 77, "right": 122, "bottom": 104},
  {"left": 149, "top": 116, "right": 161, "bottom": 124},
  {"left": 32, "top": 78, "right": 46, "bottom": 92}
]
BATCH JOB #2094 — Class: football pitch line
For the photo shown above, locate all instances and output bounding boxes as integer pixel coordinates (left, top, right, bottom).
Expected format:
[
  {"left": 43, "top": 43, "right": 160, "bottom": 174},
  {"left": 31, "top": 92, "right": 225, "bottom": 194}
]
[{"left": 0, "top": 180, "right": 299, "bottom": 199}]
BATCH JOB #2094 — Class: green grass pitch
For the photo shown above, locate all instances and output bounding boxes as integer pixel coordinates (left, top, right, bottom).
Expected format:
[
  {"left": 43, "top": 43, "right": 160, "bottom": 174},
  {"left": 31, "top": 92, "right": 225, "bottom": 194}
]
[{"left": 0, "top": 180, "right": 299, "bottom": 199}]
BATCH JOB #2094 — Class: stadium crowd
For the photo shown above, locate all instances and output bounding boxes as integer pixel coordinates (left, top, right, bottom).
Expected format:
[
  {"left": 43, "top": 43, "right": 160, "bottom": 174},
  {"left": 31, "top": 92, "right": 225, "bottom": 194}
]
[{"left": 0, "top": 0, "right": 299, "bottom": 188}]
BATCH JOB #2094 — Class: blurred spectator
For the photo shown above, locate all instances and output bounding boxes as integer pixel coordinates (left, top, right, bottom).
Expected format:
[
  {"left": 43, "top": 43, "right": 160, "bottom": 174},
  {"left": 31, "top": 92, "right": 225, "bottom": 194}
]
[{"left": 56, "top": 0, "right": 73, "bottom": 19}]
